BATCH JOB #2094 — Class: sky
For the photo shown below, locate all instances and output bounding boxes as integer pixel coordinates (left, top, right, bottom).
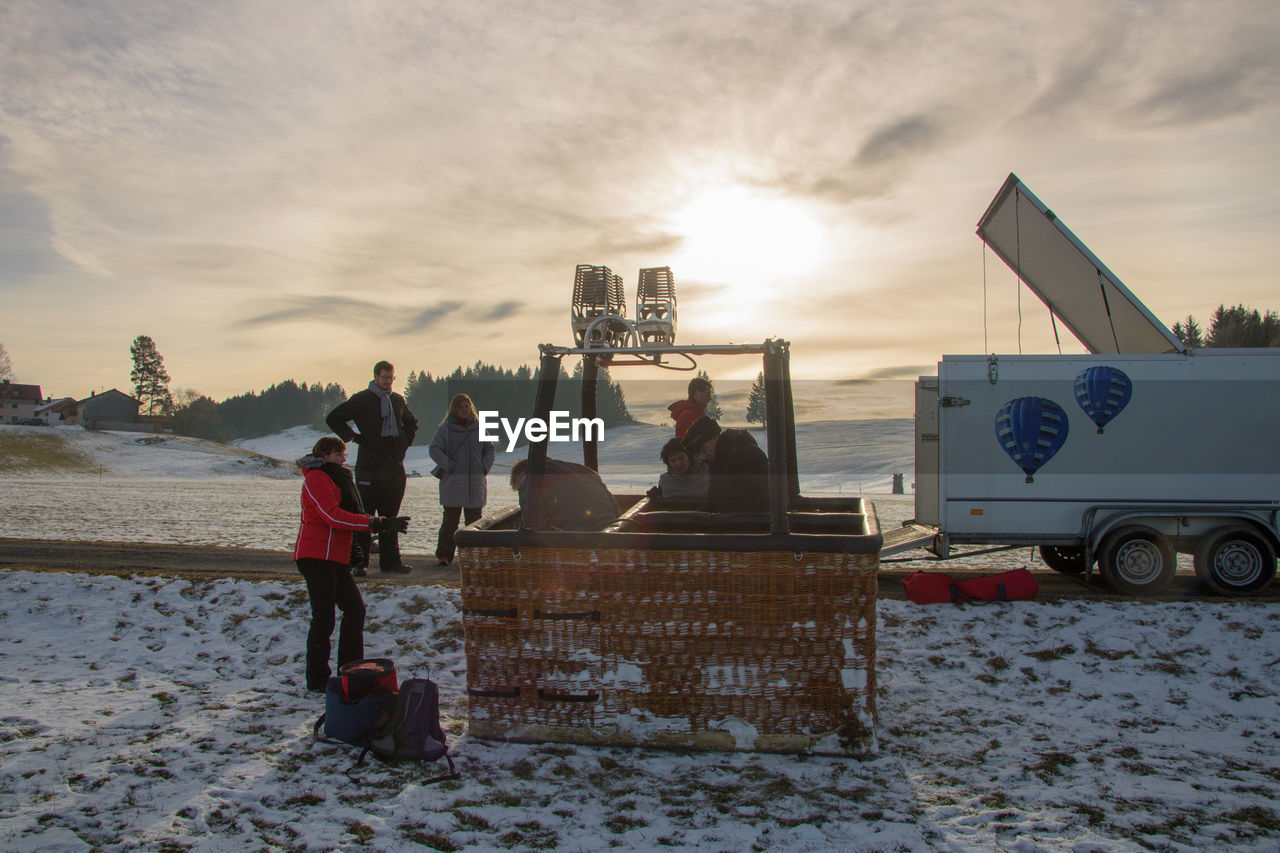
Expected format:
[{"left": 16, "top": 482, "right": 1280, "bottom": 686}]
[{"left": 2, "top": 0, "right": 1279, "bottom": 403}]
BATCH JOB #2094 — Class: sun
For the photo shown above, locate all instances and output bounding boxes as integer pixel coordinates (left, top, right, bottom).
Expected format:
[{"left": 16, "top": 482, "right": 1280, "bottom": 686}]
[{"left": 668, "top": 187, "right": 827, "bottom": 292}]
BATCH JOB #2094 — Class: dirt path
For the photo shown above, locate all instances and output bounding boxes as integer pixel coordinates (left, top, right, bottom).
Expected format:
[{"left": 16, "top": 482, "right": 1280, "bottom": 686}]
[
  {"left": 0, "top": 538, "right": 459, "bottom": 586},
  {"left": 4, "top": 537, "right": 1270, "bottom": 601}
]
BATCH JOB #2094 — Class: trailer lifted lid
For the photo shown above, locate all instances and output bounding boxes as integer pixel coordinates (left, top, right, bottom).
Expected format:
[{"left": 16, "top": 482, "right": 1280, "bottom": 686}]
[{"left": 977, "top": 173, "right": 1186, "bottom": 356}]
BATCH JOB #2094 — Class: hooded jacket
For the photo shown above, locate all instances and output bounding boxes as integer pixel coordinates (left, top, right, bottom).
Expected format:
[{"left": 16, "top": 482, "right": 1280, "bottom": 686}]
[
  {"left": 293, "top": 455, "right": 372, "bottom": 563},
  {"left": 429, "top": 416, "right": 495, "bottom": 509},
  {"left": 667, "top": 399, "right": 706, "bottom": 438}
]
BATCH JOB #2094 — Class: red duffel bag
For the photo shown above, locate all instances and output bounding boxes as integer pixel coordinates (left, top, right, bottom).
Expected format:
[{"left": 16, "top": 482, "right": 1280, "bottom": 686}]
[
  {"left": 903, "top": 571, "right": 966, "bottom": 605},
  {"left": 956, "top": 568, "right": 1039, "bottom": 602}
]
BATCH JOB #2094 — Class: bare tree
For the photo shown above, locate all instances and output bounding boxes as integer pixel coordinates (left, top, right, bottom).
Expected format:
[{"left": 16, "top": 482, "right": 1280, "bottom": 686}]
[{"left": 0, "top": 342, "right": 13, "bottom": 382}]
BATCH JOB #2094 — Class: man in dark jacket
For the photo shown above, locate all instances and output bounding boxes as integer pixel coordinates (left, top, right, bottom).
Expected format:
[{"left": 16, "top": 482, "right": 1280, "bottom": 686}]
[
  {"left": 510, "top": 457, "right": 620, "bottom": 531},
  {"left": 682, "top": 416, "right": 770, "bottom": 513},
  {"left": 325, "top": 360, "right": 419, "bottom": 573}
]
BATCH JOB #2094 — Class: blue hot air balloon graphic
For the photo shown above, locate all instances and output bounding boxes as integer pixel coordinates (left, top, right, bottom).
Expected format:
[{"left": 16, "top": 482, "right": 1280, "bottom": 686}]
[
  {"left": 1074, "top": 365, "right": 1132, "bottom": 434},
  {"left": 995, "top": 396, "right": 1070, "bottom": 483}
]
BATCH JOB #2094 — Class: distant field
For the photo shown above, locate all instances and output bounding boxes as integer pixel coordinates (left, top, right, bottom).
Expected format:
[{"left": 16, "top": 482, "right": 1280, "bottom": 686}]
[{"left": 0, "top": 432, "right": 98, "bottom": 473}]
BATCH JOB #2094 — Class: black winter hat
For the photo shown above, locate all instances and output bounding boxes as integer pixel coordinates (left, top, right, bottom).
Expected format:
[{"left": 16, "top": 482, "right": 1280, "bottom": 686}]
[{"left": 682, "top": 416, "right": 722, "bottom": 455}]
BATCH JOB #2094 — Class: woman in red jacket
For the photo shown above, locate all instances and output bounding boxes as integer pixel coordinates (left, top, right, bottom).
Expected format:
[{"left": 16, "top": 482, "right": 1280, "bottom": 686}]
[{"left": 293, "top": 436, "right": 408, "bottom": 693}]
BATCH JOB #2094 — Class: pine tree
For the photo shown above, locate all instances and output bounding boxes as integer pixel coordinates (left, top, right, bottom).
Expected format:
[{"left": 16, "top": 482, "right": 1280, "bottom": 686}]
[
  {"left": 1205, "top": 304, "right": 1280, "bottom": 348},
  {"left": 745, "top": 371, "right": 767, "bottom": 424},
  {"left": 696, "top": 369, "right": 723, "bottom": 419},
  {"left": 1171, "top": 315, "right": 1204, "bottom": 349},
  {"left": 129, "top": 335, "right": 172, "bottom": 416}
]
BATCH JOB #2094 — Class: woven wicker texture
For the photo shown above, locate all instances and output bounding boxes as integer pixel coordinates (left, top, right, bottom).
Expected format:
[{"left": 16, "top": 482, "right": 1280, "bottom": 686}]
[{"left": 461, "top": 544, "right": 877, "bottom": 754}]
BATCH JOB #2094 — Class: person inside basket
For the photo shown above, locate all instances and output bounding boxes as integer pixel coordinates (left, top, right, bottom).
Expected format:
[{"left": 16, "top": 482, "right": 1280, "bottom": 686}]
[
  {"left": 510, "top": 457, "right": 620, "bottom": 531},
  {"left": 667, "top": 375, "right": 712, "bottom": 438},
  {"left": 649, "top": 435, "right": 709, "bottom": 505},
  {"left": 294, "top": 436, "right": 409, "bottom": 693},
  {"left": 681, "top": 416, "right": 770, "bottom": 513}
]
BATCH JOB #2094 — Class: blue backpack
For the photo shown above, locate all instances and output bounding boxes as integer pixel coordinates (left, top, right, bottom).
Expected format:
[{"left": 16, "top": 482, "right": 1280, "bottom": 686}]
[{"left": 314, "top": 669, "right": 457, "bottom": 781}]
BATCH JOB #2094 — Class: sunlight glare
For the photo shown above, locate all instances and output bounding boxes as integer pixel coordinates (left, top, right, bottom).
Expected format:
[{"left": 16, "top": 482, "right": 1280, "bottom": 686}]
[{"left": 669, "top": 187, "right": 827, "bottom": 292}]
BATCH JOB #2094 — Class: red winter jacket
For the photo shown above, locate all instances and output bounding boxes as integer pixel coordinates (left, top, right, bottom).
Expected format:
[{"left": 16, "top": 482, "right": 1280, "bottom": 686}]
[
  {"left": 293, "top": 468, "right": 372, "bottom": 563},
  {"left": 668, "top": 399, "right": 706, "bottom": 438}
]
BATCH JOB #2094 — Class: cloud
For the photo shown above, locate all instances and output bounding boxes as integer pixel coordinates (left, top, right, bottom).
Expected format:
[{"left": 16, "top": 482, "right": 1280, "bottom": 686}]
[
  {"left": 478, "top": 301, "right": 524, "bottom": 322},
  {"left": 236, "top": 296, "right": 464, "bottom": 335},
  {"left": 1126, "top": 54, "right": 1280, "bottom": 128}
]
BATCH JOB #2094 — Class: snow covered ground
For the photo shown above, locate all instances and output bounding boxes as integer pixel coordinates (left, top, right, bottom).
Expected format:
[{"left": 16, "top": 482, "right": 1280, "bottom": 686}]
[
  {"left": 0, "top": 421, "right": 915, "bottom": 553},
  {"left": 3, "top": 423, "right": 1279, "bottom": 851},
  {"left": 3, "top": 571, "right": 1278, "bottom": 851}
]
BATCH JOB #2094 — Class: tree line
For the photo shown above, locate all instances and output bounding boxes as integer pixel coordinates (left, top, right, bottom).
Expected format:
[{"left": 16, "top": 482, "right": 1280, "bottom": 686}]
[
  {"left": 166, "top": 358, "right": 632, "bottom": 443},
  {"left": 1172, "top": 304, "right": 1280, "bottom": 348}
]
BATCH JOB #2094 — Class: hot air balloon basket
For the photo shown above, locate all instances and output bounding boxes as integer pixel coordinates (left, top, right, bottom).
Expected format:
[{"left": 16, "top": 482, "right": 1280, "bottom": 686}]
[{"left": 460, "top": 544, "right": 879, "bottom": 755}]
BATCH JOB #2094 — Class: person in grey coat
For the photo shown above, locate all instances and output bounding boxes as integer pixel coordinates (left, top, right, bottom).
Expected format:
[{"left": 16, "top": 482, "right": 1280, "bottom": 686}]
[{"left": 428, "top": 393, "right": 494, "bottom": 566}]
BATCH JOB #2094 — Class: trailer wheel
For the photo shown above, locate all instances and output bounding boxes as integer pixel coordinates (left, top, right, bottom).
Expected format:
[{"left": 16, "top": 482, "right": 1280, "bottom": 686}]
[
  {"left": 1039, "top": 545, "right": 1087, "bottom": 575},
  {"left": 1097, "top": 527, "right": 1175, "bottom": 595},
  {"left": 1194, "top": 526, "right": 1277, "bottom": 597}
]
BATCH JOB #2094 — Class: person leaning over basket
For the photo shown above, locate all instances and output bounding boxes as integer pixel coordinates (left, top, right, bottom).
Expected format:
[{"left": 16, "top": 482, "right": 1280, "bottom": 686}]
[
  {"left": 428, "top": 393, "right": 494, "bottom": 566},
  {"left": 325, "top": 360, "right": 418, "bottom": 574},
  {"left": 681, "top": 415, "right": 770, "bottom": 513},
  {"left": 510, "top": 457, "right": 620, "bottom": 531},
  {"left": 293, "top": 436, "right": 409, "bottom": 694}
]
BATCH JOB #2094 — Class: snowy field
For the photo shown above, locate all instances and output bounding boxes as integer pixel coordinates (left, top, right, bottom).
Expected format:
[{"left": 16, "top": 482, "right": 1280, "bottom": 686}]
[
  {"left": 3, "top": 571, "right": 1278, "bottom": 851},
  {"left": 3, "top": 423, "right": 1280, "bottom": 850},
  {"left": 0, "top": 421, "right": 915, "bottom": 554}
]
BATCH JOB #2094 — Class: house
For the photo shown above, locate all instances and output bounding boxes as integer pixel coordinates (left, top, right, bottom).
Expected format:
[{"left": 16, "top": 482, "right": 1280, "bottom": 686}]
[
  {"left": 1, "top": 380, "right": 42, "bottom": 424},
  {"left": 34, "top": 397, "right": 77, "bottom": 426},
  {"left": 79, "top": 389, "right": 144, "bottom": 431}
]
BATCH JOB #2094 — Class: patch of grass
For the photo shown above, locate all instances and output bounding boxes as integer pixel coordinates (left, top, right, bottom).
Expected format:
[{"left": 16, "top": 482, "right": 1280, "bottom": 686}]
[
  {"left": 986, "top": 655, "right": 1011, "bottom": 672},
  {"left": 604, "top": 814, "right": 648, "bottom": 834},
  {"left": 979, "top": 791, "right": 1007, "bottom": 808},
  {"left": 499, "top": 822, "right": 559, "bottom": 848},
  {"left": 1144, "top": 661, "right": 1191, "bottom": 677},
  {"left": 509, "top": 758, "right": 536, "bottom": 780},
  {"left": 284, "top": 793, "right": 324, "bottom": 807},
  {"left": 1073, "top": 802, "right": 1107, "bottom": 826},
  {"left": 1046, "top": 680, "right": 1072, "bottom": 696},
  {"left": 345, "top": 821, "right": 374, "bottom": 843},
  {"left": 1027, "top": 751, "right": 1077, "bottom": 783},
  {"left": 491, "top": 789, "right": 524, "bottom": 807},
  {"left": 453, "top": 810, "right": 490, "bottom": 831},
  {"left": 1084, "top": 640, "right": 1131, "bottom": 660},
  {"left": 1026, "top": 645, "right": 1075, "bottom": 662},
  {"left": 1226, "top": 806, "right": 1280, "bottom": 830},
  {"left": 399, "top": 826, "right": 460, "bottom": 851},
  {"left": 0, "top": 432, "right": 98, "bottom": 473}
]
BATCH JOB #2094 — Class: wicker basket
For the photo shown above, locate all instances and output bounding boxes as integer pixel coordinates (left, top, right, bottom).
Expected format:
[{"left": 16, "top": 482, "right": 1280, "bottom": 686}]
[{"left": 461, "top": 543, "right": 878, "bottom": 754}]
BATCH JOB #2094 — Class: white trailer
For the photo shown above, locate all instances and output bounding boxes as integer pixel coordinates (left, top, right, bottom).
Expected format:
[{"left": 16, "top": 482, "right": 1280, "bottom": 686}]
[{"left": 911, "top": 175, "right": 1280, "bottom": 596}]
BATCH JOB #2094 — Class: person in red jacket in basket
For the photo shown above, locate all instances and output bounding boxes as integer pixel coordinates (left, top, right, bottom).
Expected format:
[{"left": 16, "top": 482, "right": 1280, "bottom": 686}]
[
  {"left": 667, "top": 376, "right": 712, "bottom": 438},
  {"left": 293, "top": 436, "right": 409, "bottom": 693}
]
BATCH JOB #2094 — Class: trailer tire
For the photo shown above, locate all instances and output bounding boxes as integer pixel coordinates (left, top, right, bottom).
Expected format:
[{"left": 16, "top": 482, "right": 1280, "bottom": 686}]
[
  {"left": 1193, "top": 526, "right": 1277, "bottom": 597},
  {"left": 1039, "top": 545, "right": 1087, "bottom": 575},
  {"left": 1097, "top": 527, "right": 1175, "bottom": 595}
]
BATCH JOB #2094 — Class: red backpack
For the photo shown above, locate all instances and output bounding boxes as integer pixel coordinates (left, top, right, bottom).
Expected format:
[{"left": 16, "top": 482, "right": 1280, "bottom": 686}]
[{"left": 904, "top": 568, "right": 1038, "bottom": 605}]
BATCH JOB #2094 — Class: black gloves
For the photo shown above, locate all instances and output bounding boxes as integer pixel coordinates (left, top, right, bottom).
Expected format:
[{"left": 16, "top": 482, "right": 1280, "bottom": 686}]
[{"left": 369, "top": 515, "right": 410, "bottom": 534}]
